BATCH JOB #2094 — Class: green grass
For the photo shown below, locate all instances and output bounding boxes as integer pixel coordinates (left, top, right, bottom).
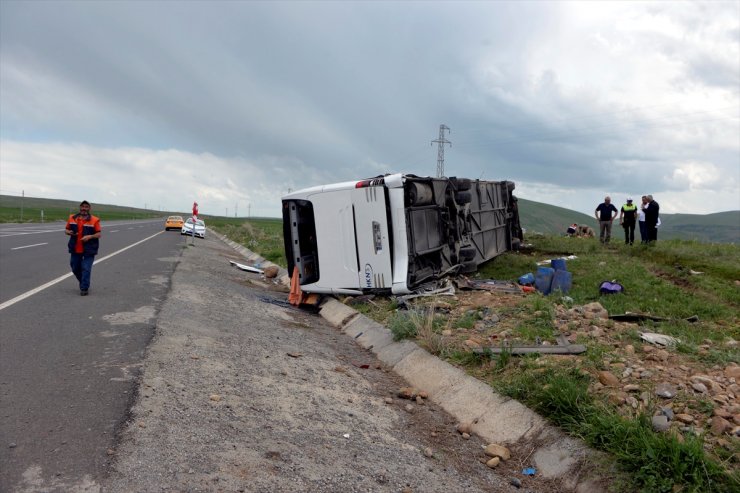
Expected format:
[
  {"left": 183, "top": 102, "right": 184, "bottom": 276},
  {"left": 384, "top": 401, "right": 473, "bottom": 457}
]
[
  {"left": 481, "top": 237, "right": 739, "bottom": 324},
  {"left": 496, "top": 366, "right": 739, "bottom": 493},
  {"left": 209, "top": 217, "right": 287, "bottom": 267}
]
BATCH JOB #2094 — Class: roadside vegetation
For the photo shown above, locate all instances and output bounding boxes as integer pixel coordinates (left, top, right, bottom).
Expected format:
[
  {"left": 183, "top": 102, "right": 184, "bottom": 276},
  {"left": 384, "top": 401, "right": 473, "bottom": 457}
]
[
  {"left": 209, "top": 217, "right": 286, "bottom": 267},
  {"left": 0, "top": 195, "right": 161, "bottom": 222},
  {"left": 384, "top": 236, "right": 739, "bottom": 492},
  {"left": 221, "top": 218, "right": 738, "bottom": 492}
]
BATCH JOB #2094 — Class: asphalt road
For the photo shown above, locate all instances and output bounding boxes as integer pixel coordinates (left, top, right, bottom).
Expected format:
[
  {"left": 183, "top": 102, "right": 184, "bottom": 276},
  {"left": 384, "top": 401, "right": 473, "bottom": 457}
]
[{"left": 0, "top": 218, "right": 194, "bottom": 491}]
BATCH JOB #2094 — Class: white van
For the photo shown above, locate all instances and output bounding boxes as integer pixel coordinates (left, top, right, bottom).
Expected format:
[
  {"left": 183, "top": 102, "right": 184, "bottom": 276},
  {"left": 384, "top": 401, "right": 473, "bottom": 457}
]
[{"left": 281, "top": 173, "right": 522, "bottom": 295}]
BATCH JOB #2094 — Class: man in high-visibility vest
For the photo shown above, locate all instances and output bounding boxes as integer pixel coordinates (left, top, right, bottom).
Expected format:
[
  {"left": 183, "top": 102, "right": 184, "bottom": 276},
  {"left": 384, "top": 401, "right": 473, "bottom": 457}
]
[
  {"left": 619, "top": 197, "right": 638, "bottom": 246},
  {"left": 65, "top": 200, "right": 102, "bottom": 295}
]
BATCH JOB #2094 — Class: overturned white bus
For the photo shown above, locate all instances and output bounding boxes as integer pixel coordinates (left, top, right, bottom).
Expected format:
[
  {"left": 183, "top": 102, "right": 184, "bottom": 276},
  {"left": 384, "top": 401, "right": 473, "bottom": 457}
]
[{"left": 281, "top": 173, "right": 523, "bottom": 295}]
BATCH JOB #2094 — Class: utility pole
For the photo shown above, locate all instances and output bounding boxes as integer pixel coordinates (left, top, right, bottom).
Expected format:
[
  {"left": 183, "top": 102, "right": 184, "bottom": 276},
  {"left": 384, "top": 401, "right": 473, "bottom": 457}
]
[
  {"left": 20, "top": 190, "right": 24, "bottom": 222},
  {"left": 431, "top": 124, "right": 451, "bottom": 178},
  {"left": 235, "top": 202, "right": 238, "bottom": 218},
  {"left": 248, "top": 203, "right": 251, "bottom": 218}
]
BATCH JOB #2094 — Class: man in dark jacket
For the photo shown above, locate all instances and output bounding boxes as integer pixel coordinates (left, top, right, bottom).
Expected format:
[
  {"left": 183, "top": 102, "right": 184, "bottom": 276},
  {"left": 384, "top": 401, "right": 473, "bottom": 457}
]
[
  {"left": 65, "top": 200, "right": 102, "bottom": 295},
  {"left": 644, "top": 195, "right": 660, "bottom": 243},
  {"left": 594, "top": 196, "right": 618, "bottom": 244}
]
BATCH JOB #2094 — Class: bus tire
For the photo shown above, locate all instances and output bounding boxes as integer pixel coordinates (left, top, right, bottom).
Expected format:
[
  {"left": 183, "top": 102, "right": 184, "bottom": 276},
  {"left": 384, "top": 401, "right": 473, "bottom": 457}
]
[
  {"left": 454, "top": 178, "right": 472, "bottom": 191},
  {"left": 459, "top": 246, "right": 476, "bottom": 261},
  {"left": 455, "top": 191, "right": 472, "bottom": 205}
]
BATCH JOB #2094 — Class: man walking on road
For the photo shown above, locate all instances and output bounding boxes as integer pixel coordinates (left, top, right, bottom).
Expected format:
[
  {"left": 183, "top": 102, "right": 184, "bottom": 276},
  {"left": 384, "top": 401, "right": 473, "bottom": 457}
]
[
  {"left": 644, "top": 194, "right": 660, "bottom": 243},
  {"left": 594, "top": 196, "right": 618, "bottom": 244},
  {"left": 619, "top": 197, "right": 638, "bottom": 245},
  {"left": 65, "top": 200, "right": 101, "bottom": 295}
]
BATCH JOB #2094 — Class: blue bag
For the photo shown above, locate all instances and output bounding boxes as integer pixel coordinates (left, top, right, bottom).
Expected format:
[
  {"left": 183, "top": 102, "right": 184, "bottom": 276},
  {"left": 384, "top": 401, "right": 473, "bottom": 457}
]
[{"left": 599, "top": 281, "right": 624, "bottom": 295}]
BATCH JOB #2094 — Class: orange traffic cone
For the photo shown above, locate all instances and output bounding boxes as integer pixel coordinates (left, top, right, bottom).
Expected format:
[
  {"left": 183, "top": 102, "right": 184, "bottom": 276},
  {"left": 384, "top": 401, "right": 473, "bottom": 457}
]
[{"left": 288, "top": 266, "right": 303, "bottom": 306}]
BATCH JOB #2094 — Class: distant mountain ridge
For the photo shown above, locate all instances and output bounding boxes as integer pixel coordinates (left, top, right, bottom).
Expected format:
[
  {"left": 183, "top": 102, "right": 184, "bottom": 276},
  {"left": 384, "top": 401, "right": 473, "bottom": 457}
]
[{"left": 517, "top": 198, "right": 739, "bottom": 244}]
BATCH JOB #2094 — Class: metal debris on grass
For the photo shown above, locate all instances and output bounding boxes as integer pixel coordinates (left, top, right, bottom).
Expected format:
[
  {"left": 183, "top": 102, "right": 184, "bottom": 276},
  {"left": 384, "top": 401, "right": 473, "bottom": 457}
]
[
  {"left": 639, "top": 332, "right": 680, "bottom": 347},
  {"left": 229, "top": 260, "right": 264, "bottom": 274}
]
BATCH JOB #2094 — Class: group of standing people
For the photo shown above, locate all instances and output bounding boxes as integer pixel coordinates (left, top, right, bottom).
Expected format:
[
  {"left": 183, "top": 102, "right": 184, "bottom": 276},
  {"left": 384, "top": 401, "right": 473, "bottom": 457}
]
[{"left": 594, "top": 195, "right": 660, "bottom": 245}]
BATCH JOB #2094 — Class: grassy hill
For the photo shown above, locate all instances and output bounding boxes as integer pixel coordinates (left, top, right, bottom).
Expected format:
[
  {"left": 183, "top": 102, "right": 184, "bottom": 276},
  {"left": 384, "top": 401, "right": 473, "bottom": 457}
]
[
  {"left": 658, "top": 211, "right": 739, "bottom": 243},
  {"left": 517, "top": 197, "right": 739, "bottom": 244},
  {"left": 517, "top": 198, "right": 593, "bottom": 236},
  {"left": 0, "top": 195, "right": 179, "bottom": 222}
]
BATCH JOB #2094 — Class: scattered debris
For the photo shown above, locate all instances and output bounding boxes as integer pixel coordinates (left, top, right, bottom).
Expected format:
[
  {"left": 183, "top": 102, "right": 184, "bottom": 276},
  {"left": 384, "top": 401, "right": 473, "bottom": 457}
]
[
  {"left": 345, "top": 294, "right": 376, "bottom": 306},
  {"left": 522, "top": 467, "right": 536, "bottom": 476},
  {"left": 599, "top": 280, "right": 624, "bottom": 295},
  {"left": 257, "top": 295, "right": 294, "bottom": 309},
  {"left": 286, "top": 352, "right": 303, "bottom": 358},
  {"left": 610, "top": 313, "right": 699, "bottom": 323},
  {"left": 536, "top": 254, "right": 577, "bottom": 266},
  {"left": 475, "top": 343, "right": 586, "bottom": 356},
  {"left": 351, "top": 362, "right": 370, "bottom": 369},
  {"left": 476, "top": 333, "right": 586, "bottom": 355},
  {"left": 456, "top": 278, "right": 523, "bottom": 294},
  {"left": 229, "top": 260, "right": 263, "bottom": 274},
  {"left": 394, "top": 280, "right": 455, "bottom": 305},
  {"left": 640, "top": 332, "right": 680, "bottom": 347}
]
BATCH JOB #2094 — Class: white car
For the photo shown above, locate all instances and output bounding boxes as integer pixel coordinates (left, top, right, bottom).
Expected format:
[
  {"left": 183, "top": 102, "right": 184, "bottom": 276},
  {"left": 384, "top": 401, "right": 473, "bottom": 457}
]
[{"left": 181, "top": 217, "right": 206, "bottom": 238}]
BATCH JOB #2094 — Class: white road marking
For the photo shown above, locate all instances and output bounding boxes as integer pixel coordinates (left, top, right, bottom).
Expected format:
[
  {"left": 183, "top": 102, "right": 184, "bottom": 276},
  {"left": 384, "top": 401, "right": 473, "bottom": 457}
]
[
  {"left": 110, "top": 230, "right": 119, "bottom": 233},
  {"left": 11, "top": 242, "right": 48, "bottom": 250},
  {"left": 0, "top": 219, "right": 163, "bottom": 237},
  {"left": 0, "top": 231, "right": 164, "bottom": 312}
]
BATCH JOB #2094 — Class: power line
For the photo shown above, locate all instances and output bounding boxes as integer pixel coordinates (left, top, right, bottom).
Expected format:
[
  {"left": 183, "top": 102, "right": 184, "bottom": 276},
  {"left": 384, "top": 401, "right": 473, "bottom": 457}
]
[{"left": 431, "top": 124, "right": 451, "bottom": 177}]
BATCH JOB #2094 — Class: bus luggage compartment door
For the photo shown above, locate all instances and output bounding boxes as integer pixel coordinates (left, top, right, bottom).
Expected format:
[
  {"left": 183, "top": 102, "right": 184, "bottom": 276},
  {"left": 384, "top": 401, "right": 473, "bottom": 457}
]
[{"left": 351, "top": 186, "right": 393, "bottom": 290}]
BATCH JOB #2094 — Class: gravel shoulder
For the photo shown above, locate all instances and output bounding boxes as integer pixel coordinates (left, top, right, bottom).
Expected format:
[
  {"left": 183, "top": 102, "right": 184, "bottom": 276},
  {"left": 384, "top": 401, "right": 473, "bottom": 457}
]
[{"left": 103, "top": 236, "right": 564, "bottom": 492}]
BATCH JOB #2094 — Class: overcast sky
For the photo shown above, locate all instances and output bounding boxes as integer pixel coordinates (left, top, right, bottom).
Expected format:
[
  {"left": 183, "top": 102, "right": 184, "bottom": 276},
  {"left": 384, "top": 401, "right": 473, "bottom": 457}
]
[{"left": 1, "top": 1, "right": 738, "bottom": 217}]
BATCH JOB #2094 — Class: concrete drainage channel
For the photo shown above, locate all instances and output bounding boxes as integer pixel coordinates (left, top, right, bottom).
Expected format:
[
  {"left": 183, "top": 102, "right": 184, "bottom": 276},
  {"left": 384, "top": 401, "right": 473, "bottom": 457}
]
[{"left": 215, "top": 232, "right": 604, "bottom": 492}]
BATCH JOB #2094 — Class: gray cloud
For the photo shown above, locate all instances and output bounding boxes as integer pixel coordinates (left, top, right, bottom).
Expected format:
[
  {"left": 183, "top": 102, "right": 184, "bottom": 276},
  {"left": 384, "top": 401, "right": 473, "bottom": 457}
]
[{"left": 1, "top": 1, "right": 738, "bottom": 216}]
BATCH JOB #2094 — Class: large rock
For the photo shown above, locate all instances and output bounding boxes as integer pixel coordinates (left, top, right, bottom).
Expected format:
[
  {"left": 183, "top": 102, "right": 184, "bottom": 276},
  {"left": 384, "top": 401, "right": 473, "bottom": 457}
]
[
  {"left": 597, "top": 371, "right": 620, "bottom": 387},
  {"left": 710, "top": 416, "right": 732, "bottom": 436},
  {"left": 582, "top": 302, "right": 609, "bottom": 319},
  {"left": 655, "top": 383, "right": 677, "bottom": 399},
  {"left": 484, "top": 443, "right": 511, "bottom": 461},
  {"left": 724, "top": 365, "right": 740, "bottom": 380},
  {"left": 263, "top": 265, "right": 280, "bottom": 278},
  {"left": 652, "top": 415, "right": 670, "bottom": 432}
]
